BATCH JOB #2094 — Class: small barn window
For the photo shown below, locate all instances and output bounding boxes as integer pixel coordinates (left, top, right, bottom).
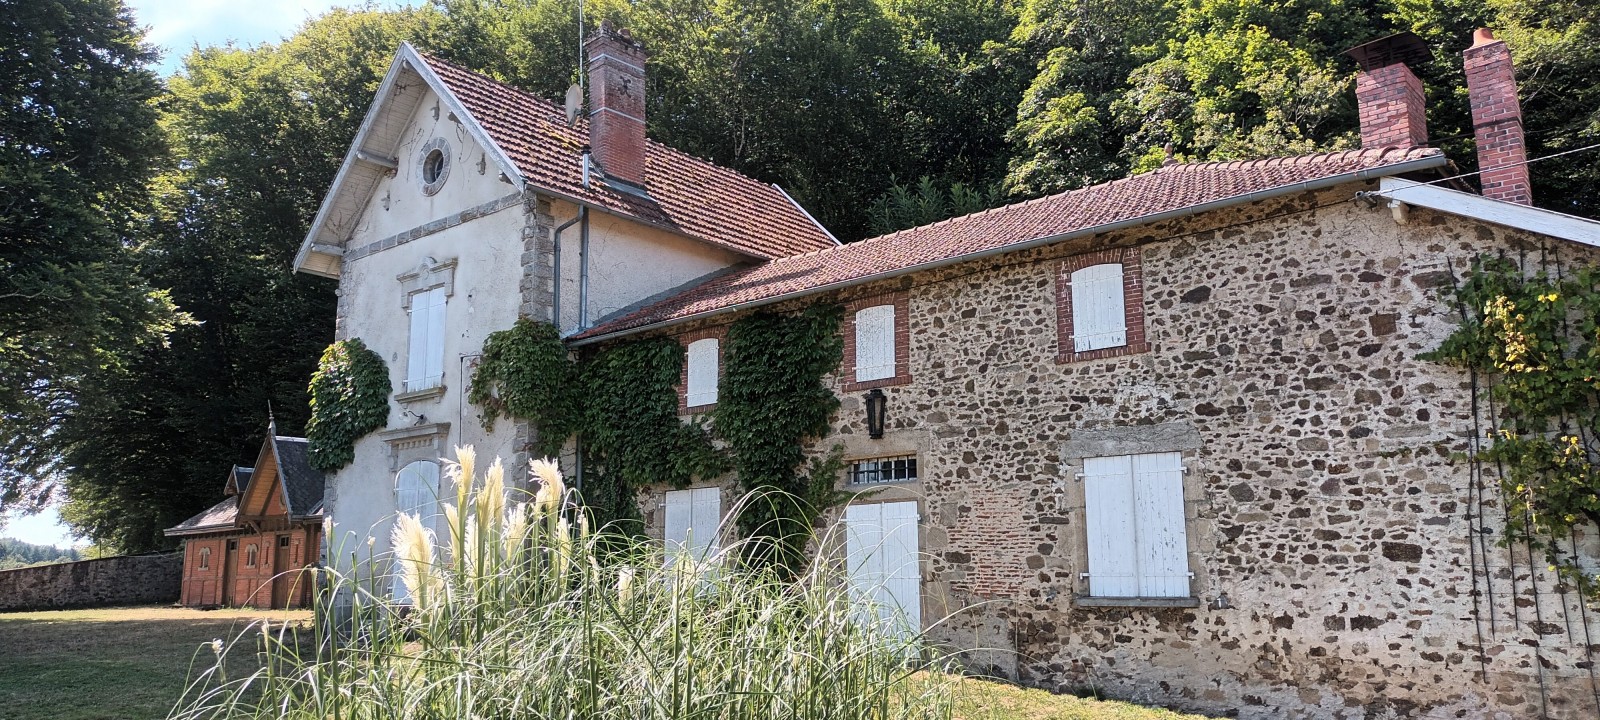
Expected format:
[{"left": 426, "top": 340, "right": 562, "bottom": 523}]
[
  {"left": 685, "top": 338, "right": 719, "bottom": 408},
  {"left": 1082, "top": 452, "right": 1190, "bottom": 598},
  {"left": 279, "top": 535, "right": 291, "bottom": 548},
  {"left": 1070, "top": 263, "right": 1127, "bottom": 352},
  {"left": 853, "top": 304, "right": 896, "bottom": 382},
  {"left": 847, "top": 456, "right": 918, "bottom": 485},
  {"left": 418, "top": 137, "right": 451, "bottom": 195},
  {"left": 245, "top": 544, "right": 258, "bottom": 568},
  {"left": 198, "top": 547, "right": 211, "bottom": 570},
  {"left": 422, "top": 149, "right": 445, "bottom": 184}
]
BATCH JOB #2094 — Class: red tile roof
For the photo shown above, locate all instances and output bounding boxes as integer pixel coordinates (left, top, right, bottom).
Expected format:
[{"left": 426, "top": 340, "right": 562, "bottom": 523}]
[
  {"left": 571, "top": 147, "right": 1446, "bottom": 342},
  {"left": 420, "top": 54, "right": 836, "bottom": 260}
]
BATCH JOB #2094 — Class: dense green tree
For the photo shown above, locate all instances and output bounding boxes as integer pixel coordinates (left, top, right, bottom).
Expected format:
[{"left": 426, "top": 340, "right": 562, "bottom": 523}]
[
  {"left": 0, "top": 537, "right": 80, "bottom": 569},
  {"left": 56, "top": 9, "right": 436, "bottom": 552},
  {"left": 867, "top": 176, "right": 1003, "bottom": 235},
  {"left": 0, "top": 0, "right": 181, "bottom": 511}
]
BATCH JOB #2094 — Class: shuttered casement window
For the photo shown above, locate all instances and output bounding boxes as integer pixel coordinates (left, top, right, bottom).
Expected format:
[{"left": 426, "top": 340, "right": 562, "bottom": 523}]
[
  {"left": 1082, "top": 451, "right": 1189, "bottom": 598},
  {"left": 406, "top": 287, "right": 447, "bottom": 392},
  {"left": 664, "top": 487, "right": 721, "bottom": 563},
  {"left": 393, "top": 460, "right": 441, "bottom": 601},
  {"left": 854, "top": 304, "right": 896, "bottom": 382},
  {"left": 685, "top": 338, "right": 719, "bottom": 407},
  {"left": 1070, "top": 263, "right": 1127, "bottom": 352}
]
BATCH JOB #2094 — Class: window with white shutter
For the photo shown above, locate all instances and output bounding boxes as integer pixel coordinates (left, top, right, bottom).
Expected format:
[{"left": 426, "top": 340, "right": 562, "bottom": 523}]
[
  {"left": 392, "top": 460, "right": 441, "bottom": 601},
  {"left": 854, "top": 304, "right": 896, "bottom": 382},
  {"left": 664, "top": 487, "right": 721, "bottom": 564},
  {"left": 685, "top": 338, "right": 719, "bottom": 407},
  {"left": 1070, "top": 263, "right": 1127, "bottom": 352},
  {"left": 406, "top": 286, "right": 447, "bottom": 392},
  {"left": 1082, "top": 451, "right": 1189, "bottom": 598}
]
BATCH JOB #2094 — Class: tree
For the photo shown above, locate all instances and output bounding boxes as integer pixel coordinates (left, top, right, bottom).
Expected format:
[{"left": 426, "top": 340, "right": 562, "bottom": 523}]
[
  {"left": 55, "top": 9, "right": 436, "bottom": 552},
  {"left": 0, "top": 0, "right": 182, "bottom": 512}
]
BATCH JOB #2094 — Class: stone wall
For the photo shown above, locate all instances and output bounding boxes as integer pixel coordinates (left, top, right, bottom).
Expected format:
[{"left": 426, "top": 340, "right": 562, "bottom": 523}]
[
  {"left": 0, "top": 553, "right": 181, "bottom": 612},
  {"left": 639, "top": 180, "right": 1600, "bottom": 718}
]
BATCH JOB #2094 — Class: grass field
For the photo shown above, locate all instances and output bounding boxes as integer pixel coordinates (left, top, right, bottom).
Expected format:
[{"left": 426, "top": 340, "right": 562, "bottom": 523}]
[
  {"left": 0, "top": 605, "right": 1211, "bottom": 720},
  {"left": 0, "top": 606, "right": 310, "bottom": 720}
]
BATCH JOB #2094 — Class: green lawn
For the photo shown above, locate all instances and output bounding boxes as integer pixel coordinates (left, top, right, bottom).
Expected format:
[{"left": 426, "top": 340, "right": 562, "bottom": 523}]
[
  {"left": 0, "top": 605, "right": 1211, "bottom": 720},
  {"left": 0, "top": 606, "right": 311, "bottom": 720}
]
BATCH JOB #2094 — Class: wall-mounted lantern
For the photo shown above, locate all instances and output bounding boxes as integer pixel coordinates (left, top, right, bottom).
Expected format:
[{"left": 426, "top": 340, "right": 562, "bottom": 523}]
[{"left": 865, "top": 388, "right": 887, "bottom": 439}]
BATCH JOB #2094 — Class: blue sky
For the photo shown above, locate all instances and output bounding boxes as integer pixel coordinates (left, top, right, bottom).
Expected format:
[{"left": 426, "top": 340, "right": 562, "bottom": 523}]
[
  {"left": 129, "top": 0, "right": 420, "bottom": 76},
  {"left": 2, "top": 0, "right": 420, "bottom": 550}
]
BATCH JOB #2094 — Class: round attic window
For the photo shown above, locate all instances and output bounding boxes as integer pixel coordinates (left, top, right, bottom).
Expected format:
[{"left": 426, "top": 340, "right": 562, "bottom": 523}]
[{"left": 418, "top": 137, "right": 451, "bottom": 196}]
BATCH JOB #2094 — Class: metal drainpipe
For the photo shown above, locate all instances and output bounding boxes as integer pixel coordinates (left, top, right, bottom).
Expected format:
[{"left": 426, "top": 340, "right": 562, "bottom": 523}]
[
  {"left": 552, "top": 215, "right": 580, "bottom": 328},
  {"left": 578, "top": 206, "right": 590, "bottom": 329}
]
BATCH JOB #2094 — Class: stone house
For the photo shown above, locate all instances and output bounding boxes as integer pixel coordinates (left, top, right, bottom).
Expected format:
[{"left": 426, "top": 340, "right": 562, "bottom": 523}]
[
  {"left": 295, "top": 24, "right": 1600, "bottom": 718},
  {"left": 165, "top": 423, "right": 323, "bottom": 608}
]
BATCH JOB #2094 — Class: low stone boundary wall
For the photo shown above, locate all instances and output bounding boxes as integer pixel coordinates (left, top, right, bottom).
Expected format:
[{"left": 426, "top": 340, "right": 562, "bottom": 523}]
[{"left": 0, "top": 552, "right": 181, "bottom": 612}]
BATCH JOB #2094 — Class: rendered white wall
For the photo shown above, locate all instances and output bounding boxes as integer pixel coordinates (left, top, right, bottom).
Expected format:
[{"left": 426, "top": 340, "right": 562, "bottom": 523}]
[{"left": 550, "top": 199, "right": 747, "bottom": 334}]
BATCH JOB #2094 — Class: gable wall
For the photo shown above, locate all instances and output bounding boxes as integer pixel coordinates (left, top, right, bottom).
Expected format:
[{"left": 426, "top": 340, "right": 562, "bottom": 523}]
[
  {"left": 324, "top": 86, "right": 533, "bottom": 579},
  {"left": 636, "top": 181, "right": 1600, "bottom": 718}
]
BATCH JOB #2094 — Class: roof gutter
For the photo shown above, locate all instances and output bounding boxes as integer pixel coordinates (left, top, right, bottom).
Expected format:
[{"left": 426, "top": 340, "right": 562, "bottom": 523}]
[{"left": 570, "top": 154, "right": 1448, "bottom": 347}]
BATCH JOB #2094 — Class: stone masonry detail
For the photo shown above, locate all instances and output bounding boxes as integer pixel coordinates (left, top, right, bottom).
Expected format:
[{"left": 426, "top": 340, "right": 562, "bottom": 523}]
[{"left": 641, "top": 182, "right": 1600, "bottom": 718}]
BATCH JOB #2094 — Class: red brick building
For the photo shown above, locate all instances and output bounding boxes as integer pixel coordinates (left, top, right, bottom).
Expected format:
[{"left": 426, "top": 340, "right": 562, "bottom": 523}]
[{"left": 165, "top": 427, "right": 323, "bottom": 608}]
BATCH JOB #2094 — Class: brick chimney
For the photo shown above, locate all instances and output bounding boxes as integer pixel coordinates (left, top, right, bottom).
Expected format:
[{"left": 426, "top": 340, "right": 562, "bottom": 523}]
[
  {"left": 1346, "top": 33, "right": 1431, "bottom": 150},
  {"left": 585, "top": 21, "right": 648, "bottom": 188},
  {"left": 1463, "top": 28, "right": 1532, "bottom": 206}
]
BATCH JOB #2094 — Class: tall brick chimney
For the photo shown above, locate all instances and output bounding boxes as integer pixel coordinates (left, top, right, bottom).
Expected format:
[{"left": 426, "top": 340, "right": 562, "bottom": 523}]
[
  {"left": 1463, "top": 28, "right": 1532, "bottom": 206},
  {"left": 585, "top": 21, "right": 648, "bottom": 188},
  {"left": 1346, "top": 33, "right": 1431, "bottom": 150}
]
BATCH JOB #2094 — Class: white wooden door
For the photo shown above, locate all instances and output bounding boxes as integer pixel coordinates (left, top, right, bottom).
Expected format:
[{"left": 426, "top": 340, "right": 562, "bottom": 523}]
[
  {"left": 665, "top": 487, "right": 721, "bottom": 563},
  {"left": 844, "top": 501, "right": 921, "bottom": 638}
]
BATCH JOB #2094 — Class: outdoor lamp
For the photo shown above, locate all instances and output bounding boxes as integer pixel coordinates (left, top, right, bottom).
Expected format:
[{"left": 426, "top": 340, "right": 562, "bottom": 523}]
[{"left": 865, "top": 388, "right": 887, "bottom": 439}]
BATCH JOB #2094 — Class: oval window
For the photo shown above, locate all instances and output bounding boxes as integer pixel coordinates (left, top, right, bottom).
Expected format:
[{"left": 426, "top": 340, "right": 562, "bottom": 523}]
[{"left": 422, "top": 149, "right": 445, "bottom": 184}]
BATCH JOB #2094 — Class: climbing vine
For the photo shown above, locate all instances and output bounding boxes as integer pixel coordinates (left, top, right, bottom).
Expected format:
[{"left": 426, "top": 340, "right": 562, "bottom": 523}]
[
  {"left": 306, "top": 338, "right": 391, "bottom": 472},
  {"left": 717, "top": 304, "right": 847, "bottom": 576},
  {"left": 577, "top": 337, "right": 726, "bottom": 533},
  {"left": 469, "top": 318, "right": 575, "bottom": 457},
  {"left": 1423, "top": 254, "right": 1600, "bottom": 598},
  {"left": 462, "top": 305, "right": 850, "bottom": 571}
]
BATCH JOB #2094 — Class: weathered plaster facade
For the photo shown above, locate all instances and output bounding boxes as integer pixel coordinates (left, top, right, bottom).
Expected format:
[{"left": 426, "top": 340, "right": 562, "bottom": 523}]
[{"left": 639, "top": 182, "right": 1600, "bottom": 718}]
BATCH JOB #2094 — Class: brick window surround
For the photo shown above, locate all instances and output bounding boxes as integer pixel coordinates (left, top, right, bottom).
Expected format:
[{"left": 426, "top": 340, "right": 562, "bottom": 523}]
[
  {"left": 677, "top": 326, "right": 727, "bottom": 414},
  {"left": 1056, "top": 247, "right": 1149, "bottom": 363},
  {"left": 843, "top": 292, "right": 911, "bottom": 391}
]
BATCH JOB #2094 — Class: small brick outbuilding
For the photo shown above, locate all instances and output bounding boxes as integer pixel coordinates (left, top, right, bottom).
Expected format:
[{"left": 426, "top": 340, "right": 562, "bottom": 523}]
[{"left": 165, "top": 423, "right": 323, "bottom": 608}]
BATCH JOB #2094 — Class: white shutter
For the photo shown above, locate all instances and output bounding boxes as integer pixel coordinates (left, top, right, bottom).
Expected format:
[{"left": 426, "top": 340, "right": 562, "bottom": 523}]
[
  {"left": 664, "top": 489, "right": 691, "bottom": 561},
  {"left": 1083, "top": 455, "right": 1139, "bottom": 597},
  {"left": 424, "top": 287, "right": 446, "bottom": 389},
  {"left": 844, "top": 504, "right": 884, "bottom": 624},
  {"left": 879, "top": 501, "right": 921, "bottom": 636},
  {"left": 406, "top": 291, "right": 429, "bottom": 390},
  {"left": 1070, "top": 263, "right": 1127, "bottom": 352},
  {"left": 393, "top": 461, "right": 440, "bottom": 601},
  {"left": 690, "top": 487, "right": 721, "bottom": 560},
  {"left": 854, "top": 305, "right": 896, "bottom": 382},
  {"left": 1132, "top": 452, "right": 1188, "bottom": 598},
  {"left": 685, "top": 338, "right": 719, "bottom": 407}
]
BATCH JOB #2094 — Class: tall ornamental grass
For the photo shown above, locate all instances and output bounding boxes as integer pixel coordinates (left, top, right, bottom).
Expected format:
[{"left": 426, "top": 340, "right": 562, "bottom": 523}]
[{"left": 170, "top": 446, "right": 955, "bottom": 720}]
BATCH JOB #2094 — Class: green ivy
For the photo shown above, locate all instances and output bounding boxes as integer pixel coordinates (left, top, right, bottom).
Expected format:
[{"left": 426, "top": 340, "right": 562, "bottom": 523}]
[
  {"left": 578, "top": 337, "right": 727, "bottom": 533},
  {"left": 305, "top": 338, "right": 391, "bottom": 472},
  {"left": 1423, "top": 254, "right": 1600, "bottom": 598},
  {"left": 716, "top": 304, "right": 847, "bottom": 575},
  {"left": 469, "top": 318, "right": 576, "bottom": 458}
]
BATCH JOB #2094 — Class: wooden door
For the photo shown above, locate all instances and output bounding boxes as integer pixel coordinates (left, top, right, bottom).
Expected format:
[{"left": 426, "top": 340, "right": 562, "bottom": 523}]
[
  {"left": 222, "top": 539, "right": 239, "bottom": 606},
  {"left": 844, "top": 501, "right": 921, "bottom": 639},
  {"left": 270, "top": 535, "right": 291, "bottom": 608}
]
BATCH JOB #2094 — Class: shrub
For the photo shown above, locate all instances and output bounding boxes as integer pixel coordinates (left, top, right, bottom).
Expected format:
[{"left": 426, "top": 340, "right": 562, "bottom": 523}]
[{"left": 170, "top": 447, "right": 952, "bottom": 720}]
